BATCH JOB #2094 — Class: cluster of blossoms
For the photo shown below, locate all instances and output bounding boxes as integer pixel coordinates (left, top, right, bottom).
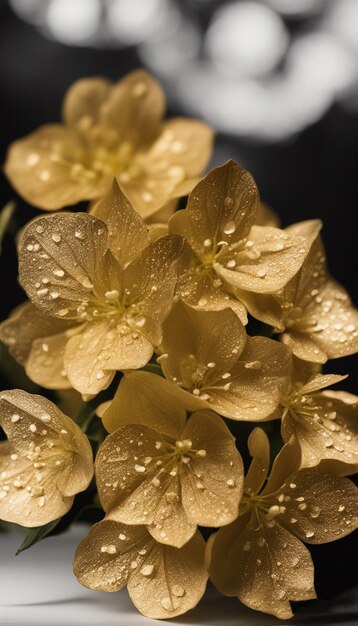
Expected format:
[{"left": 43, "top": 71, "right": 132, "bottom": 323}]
[{"left": 0, "top": 70, "right": 357, "bottom": 621}]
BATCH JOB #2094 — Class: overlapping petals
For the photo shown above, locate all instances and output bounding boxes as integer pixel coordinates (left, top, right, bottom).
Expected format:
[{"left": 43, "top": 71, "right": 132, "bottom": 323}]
[
  {"left": 5, "top": 71, "right": 213, "bottom": 217},
  {"left": 242, "top": 227, "right": 358, "bottom": 362},
  {"left": 0, "top": 390, "right": 93, "bottom": 527},
  {"left": 73, "top": 519, "right": 208, "bottom": 619},
  {"left": 157, "top": 301, "right": 291, "bottom": 420},
  {"left": 169, "top": 161, "right": 313, "bottom": 323},
  {"left": 209, "top": 429, "right": 358, "bottom": 619},
  {"left": 277, "top": 358, "right": 358, "bottom": 473},
  {"left": 96, "top": 386, "right": 243, "bottom": 547},
  {"left": 10, "top": 187, "right": 183, "bottom": 395}
]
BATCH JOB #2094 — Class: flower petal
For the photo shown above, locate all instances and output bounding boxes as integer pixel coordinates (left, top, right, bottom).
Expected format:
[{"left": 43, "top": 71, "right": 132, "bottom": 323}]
[
  {"left": 62, "top": 77, "right": 111, "bottom": 127},
  {"left": 0, "top": 390, "right": 93, "bottom": 526},
  {"left": 216, "top": 225, "right": 311, "bottom": 293},
  {"left": 185, "top": 161, "right": 259, "bottom": 248},
  {"left": 99, "top": 371, "right": 187, "bottom": 437},
  {"left": 160, "top": 303, "right": 248, "bottom": 390},
  {"left": 301, "top": 279, "right": 358, "bottom": 360},
  {"left": 181, "top": 411, "right": 244, "bottom": 527},
  {"left": 0, "top": 301, "right": 74, "bottom": 371},
  {"left": 73, "top": 519, "right": 208, "bottom": 619},
  {"left": 278, "top": 468, "right": 358, "bottom": 543},
  {"left": 90, "top": 179, "right": 149, "bottom": 265},
  {"left": 122, "top": 234, "right": 184, "bottom": 346},
  {"left": 96, "top": 424, "right": 196, "bottom": 548},
  {"left": 19, "top": 213, "right": 113, "bottom": 319},
  {"left": 64, "top": 320, "right": 153, "bottom": 396},
  {"left": 208, "top": 336, "right": 291, "bottom": 421},
  {"left": 100, "top": 70, "right": 165, "bottom": 149},
  {"left": 209, "top": 512, "right": 315, "bottom": 619},
  {"left": 244, "top": 428, "right": 270, "bottom": 495},
  {"left": 282, "top": 394, "right": 358, "bottom": 473},
  {"left": 4, "top": 125, "right": 106, "bottom": 210},
  {"left": 27, "top": 327, "right": 77, "bottom": 390}
]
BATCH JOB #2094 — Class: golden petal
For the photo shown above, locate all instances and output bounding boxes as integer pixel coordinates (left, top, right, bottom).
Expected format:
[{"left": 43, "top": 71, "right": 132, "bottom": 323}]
[
  {"left": 244, "top": 428, "right": 270, "bottom": 496},
  {"left": 99, "top": 371, "right": 187, "bottom": 437},
  {"left": 122, "top": 234, "right": 184, "bottom": 346},
  {"left": 282, "top": 395, "right": 358, "bottom": 473},
  {"left": 0, "top": 301, "right": 73, "bottom": 370},
  {"left": 100, "top": 70, "right": 165, "bottom": 149},
  {"left": 19, "top": 213, "right": 113, "bottom": 319},
  {"left": 96, "top": 424, "right": 196, "bottom": 548},
  {"left": 62, "top": 77, "right": 111, "bottom": 128},
  {"left": 216, "top": 225, "right": 312, "bottom": 294},
  {"left": 185, "top": 161, "right": 259, "bottom": 248},
  {"left": 4, "top": 125, "right": 107, "bottom": 210},
  {"left": 209, "top": 336, "right": 291, "bottom": 421},
  {"left": 90, "top": 179, "right": 149, "bottom": 265},
  {"left": 181, "top": 411, "right": 244, "bottom": 527},
  {"left": 169, "top": 218, "right": 249, "bottom": 324},
  {"left": 278, "top": 468, "right": 358, "bottom": 544},
  {"left": 64, "top": 319, "right": 153, "bottom": 396},
  {"left": 160, "top": 302, "right": 248, "bottom": 391},
  {"left": 0, "top": 390, "right": 93, "bottom": 526},
  {"left": 74, "top": 519, "right": 208, "bottom": 619},
  {"left": 301, "top": 279, "right": 358, "bottom": 360},
  {"left": 209, "top": 512, "right": 315, "bottom": 619},
  {"left": 26, "top": 327, "right": 78, "bottom": 389},
  {"left": 281, "top": 331, "right": 328, "bottom": 363}
]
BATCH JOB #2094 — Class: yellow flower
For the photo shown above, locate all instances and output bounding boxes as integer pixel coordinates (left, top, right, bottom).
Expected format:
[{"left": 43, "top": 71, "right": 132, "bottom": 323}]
[
  {"left": 169, "top": 161, "right": 316, "bottom": 324},
  {"left": 1, "top": 183, "right": 183, "bottom": 396},
  {"left": 0, "top": 389, "right": 93, "bottom": 527},
  {"left": 4, "top": 70, "right": 213, "bottom": 217},
  {"left": 153, "top": 301, "right": 291, "bottom": 420},
  {"left": 275, "top": 358, "right": 358, "bottom": 473},
  {"left": 240, "top": 222, "right": 358, "bottom": 362},
  {"left": 209, "top": 428, "right": 358, "bottom": 619},
  {"left": 96, "top": 374, "right": 243, "bottom": 548},
  {"left": 73, "top": 519, "right": 208, "bottom": 619}
]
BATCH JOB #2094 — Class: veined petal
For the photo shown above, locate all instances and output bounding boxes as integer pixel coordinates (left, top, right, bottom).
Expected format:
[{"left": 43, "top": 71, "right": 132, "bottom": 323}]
[
  {"left": 244, "top": 428, "right": 270, "bottom": 496},
  {"left": 181, "top": 411, "right": 244, "bottom": 527},
  {"left": 62, "top": 77, "right": 111, "bottom": 128},
  {"left": 146, "top": 118, "right": 213, "bottom": 178},
  {"left": 100, "top": 70, "right": 165, "bottom": 149},
  {"left": 216, "top": 225, "right": 311, "bottom": 294},
  {"left": 281, "top": 332, "right": 328, "bottom": 363},
  {"left": 209, "top": 512, "right": 315, "bottom": 619},
  {"left": 73, "top": 520, "right": 208, "bottom": 619},
  {"left": 282, "top": 394, "right": 358, "bottom": 473},
  {"left": 27, "top": 327, "right": 79, "bottom": 389},
  {"left": 64, "top": 320, "right": 153, "bottom": 396},
  {"left": 4, "top": 125, "right": 106, "bottom": 210},
  {"left": 19, "top": 213, "right": 113, "bottom": 319},
  {"left": 96, "top": 423, "right": 196, "bottom": 547},
  {"left": 160, "top": 303, "right": 248, "bottom": 391},
  {"left": 0, "top": 301, "right": 74, "bottom": 369},
  {"left": 99, "top": 371, "right": 187, "bottom": 437},
  {"left": 0, "top": 390, "right": 93, "bottom": 526},
  {"left": 300, "top": 279, "right": 358, "bottom": 360},
  {"left": 278, "top": 468, "right": 358, "bottom": 544},
  {"left": 207, "top": 336, "right": 290, "bottom": 421},
  {"left": 90, "top": 179, "right": 149, "bottom": 265},
  {"left": 185, "top": 161, "right": 259, "bottom": 249},
  {"left": 122, "top": 235, "right": 184, "bottom": 346}
]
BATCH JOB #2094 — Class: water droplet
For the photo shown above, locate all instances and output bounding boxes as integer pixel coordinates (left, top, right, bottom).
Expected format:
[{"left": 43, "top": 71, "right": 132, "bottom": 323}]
[
  {"left": 140, "top": 564, "right": 154, "bottom": 576},
  {"left": 135, "top": 464, "right": 146, "bottom": 473},
  {"left": 11, "top": 414, "right": 20, "bottom": 423},
  {"left": 172, "top": 585, "right": 185, "bottom": 597}
]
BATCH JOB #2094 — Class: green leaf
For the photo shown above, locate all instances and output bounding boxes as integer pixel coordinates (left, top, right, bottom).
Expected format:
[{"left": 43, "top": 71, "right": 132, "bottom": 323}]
[
  {"left": 16, "top": 518, "right": 61, "bottom": 555},
  {"left": 0, "top": 201, "right": 15, "bottom": 253}
]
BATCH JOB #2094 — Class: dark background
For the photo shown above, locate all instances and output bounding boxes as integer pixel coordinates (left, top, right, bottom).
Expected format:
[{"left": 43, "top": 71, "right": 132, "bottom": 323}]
[{"left": 0, "top": 0, "right": 357, "bottom": 604}]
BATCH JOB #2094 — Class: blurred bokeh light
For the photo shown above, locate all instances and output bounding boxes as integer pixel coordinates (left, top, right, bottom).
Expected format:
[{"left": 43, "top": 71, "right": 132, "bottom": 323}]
[{"left": 8, "top": 0, "right": 358, "bottom": 141}]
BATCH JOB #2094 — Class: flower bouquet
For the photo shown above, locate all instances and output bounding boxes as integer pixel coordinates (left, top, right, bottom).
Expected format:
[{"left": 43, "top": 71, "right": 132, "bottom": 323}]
[{"left": 0, "top": 70, "right": 357, "bottom": 621}]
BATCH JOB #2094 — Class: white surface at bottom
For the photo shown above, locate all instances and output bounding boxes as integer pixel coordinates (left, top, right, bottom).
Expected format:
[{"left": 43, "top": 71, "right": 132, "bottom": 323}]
[{"left": 0, "top": 525, "right": 356, "bottom": 625}]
